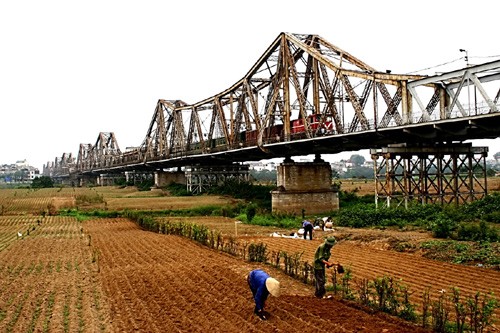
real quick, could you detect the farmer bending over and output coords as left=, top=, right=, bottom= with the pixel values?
left=302, top=220, right=314, bottom=240
left=247, top=269, right=280, bottom=320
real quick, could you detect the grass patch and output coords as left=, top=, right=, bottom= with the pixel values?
left=419, top=240, right=500, bottom=268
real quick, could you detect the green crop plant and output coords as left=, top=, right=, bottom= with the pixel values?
left=63, top=298, right=70, bottom=332
left=0, top=308, right=6, bottom=322
left=223, top=236, right=238, bottom=256
left=340, top=267, right=354, bottom=300
left=398, top=284, right=416, bottom=322
left=42, top=291, right=56, bottom=333
left=6, top=291, right=28, bottom=333
left=450, top=287, right=467, bottom=333
left=248, top=242, right=268, bottom=263
left=431, top=291, right=449, bottom=333
left=35, top=261, right=43, bottom=274
left=76, top=286, right=84, bottom=333
left=27, top=297, right=43, bottom=333
left=74, top=260, right=80, bottom=272
left=270, top=250, right=281, bottom=268
left=356, top=278, right=373, bottom=307
left=281, top=251, right=303, bottom=277
left=301, top=262, right=313, bottom=285
left=422, top=287, right=431, bottom=328
left=466, top=292, right=499, bottom=333
left=65, top=261, right=73, bottom=271
left=27, top=262, right=36, bottom=274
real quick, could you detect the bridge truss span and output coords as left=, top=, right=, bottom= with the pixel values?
left=48, top=32, right=500, bottom=176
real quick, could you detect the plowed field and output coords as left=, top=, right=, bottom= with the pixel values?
left=1, top=185, right=499, bottom=332
left=243, top=236, right=500, bottom=316
left=0, top=216, right=431, bottom=332
left=85, top=218, right=428, bottom=332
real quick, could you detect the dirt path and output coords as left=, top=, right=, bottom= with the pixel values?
left=85, top=218, right=428, bottom=332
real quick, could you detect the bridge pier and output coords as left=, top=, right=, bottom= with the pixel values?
left=124, top=171, right=154, bottom=185
left=371, top=143, right=488, bottom=208
left=97, top=174, right=123, bottom=186
left=271, top=155, right=339, bottom=215
left=77, top=175, right=99, bottom=187
left=154, top=168, right=186, bottom=188
left=185, top=164, right=249, bottom=194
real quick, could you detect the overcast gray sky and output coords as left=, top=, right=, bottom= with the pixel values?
left=1, top=0, right=499, bottom=169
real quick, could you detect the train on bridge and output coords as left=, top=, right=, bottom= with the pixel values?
left=43, top=32, right=500, bottom=208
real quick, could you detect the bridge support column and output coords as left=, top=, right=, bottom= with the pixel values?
left=77, top=175, right=98, bottom=187
left=185, top=164, right=249, bottom=194
left=154, top=168, right=186, bottom=188
left=271, top=155, right=339, bottom=215
left=98, top=174, right=123, bottom=186
left=371, top=143, right=488, bottom=208
left=124, top=171, right=154, bottom=186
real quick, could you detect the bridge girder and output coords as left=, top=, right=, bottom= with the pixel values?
left=51, top=32, right=500, bottom=175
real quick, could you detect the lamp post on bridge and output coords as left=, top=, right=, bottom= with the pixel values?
left=459, top=48, right=473, bottom=114
left=459, top=48, right=469, bottom=67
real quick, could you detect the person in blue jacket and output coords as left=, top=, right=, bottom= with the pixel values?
left=302, top=220, right=314, bottom=240
left=247, top=269, right=280, bottom=320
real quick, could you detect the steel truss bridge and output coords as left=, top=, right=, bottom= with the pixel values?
left=45, top=33, right=500, bottom=182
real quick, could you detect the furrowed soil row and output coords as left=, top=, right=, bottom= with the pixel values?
left=93, top=223, right=223, bottom=331
left=85, top=218, right=427, bottom=333
left=246, top=236, right=500, bottom=319
left=0, top=216, right=106, bottom=333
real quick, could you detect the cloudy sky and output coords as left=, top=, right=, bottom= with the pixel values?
left=1, top=0, right=499, bottom=169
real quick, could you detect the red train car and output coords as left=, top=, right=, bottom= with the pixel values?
left=291, top=114, right=333, bottom=135
left=245, top=124, right=284, bottom=145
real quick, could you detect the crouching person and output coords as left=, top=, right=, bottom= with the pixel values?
left=247, top=269, right=280, bottom=320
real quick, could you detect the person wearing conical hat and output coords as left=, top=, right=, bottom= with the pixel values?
left=314, top=237, right=337, bottom=298
left=247, top=269, right=280, bottom=320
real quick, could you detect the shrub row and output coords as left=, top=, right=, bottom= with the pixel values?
left=334, top=195, right=500, bottom=242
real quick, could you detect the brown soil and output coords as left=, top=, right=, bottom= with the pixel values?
left=84, top=218, right=429, bottom=332
left=242, top=233, right=500, bottom=323
left=2, top=216, right=499, bottom=332
left=0, top=216, right=109, bottom=332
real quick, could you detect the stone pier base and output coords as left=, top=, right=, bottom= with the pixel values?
left=154, top=169, right=186, bottom=188
left=271, top=158, right=339, bottom=215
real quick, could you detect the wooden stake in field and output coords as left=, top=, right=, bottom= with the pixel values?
left=235, top=221, right=242, bottom=237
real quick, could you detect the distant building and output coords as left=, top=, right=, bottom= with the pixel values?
left=245, top=161, right=278, bottom=171
left=0, top=161, right=40, bottom=182
left=28, top=168, right=41, bottom=180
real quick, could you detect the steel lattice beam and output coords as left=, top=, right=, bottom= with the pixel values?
left=52, top=32, right=500, bottom=174
left=371, top=144, right=488, bottom=207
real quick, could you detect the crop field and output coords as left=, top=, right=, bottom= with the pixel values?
left=339, top=177, right=500, bottom=196
left=0, top=215, right=108, bottom=332
left=0, top=186, right=499, bottom=332
left=0, top=187, right=236, bottom=214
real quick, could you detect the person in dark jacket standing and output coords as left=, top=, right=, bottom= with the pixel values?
left=314, top=237, right=337, bottom=298
left=247, top=269, right=280, bottom=320
left=302, top=220, right=314, bottom=240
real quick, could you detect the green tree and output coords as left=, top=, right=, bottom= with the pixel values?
left=350, top=154, right=366, bottom=167
left=31, top=176, right=54, bottom=188
left=494, top=151, right=500, bottom=161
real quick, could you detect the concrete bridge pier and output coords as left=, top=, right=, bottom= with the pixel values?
left=271, top=155, right=339, bottom=215
left=97, top=174, right=123, bottom=186
left=154, top=168, right=186, bottom=188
